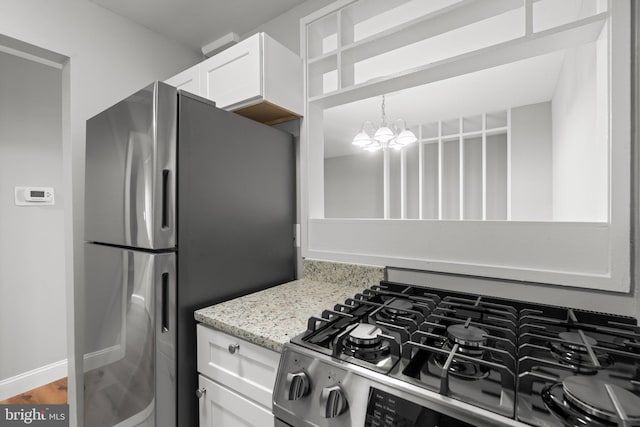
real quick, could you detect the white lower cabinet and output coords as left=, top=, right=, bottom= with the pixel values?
left=198, top=375, right=273, bottom=427
left=196, top=324, right=280, bottom=427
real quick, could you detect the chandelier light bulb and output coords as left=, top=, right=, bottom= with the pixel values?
left=352, top=131, right=372, bottom=147
left=373, top=126, right=395, bottom=143
left=389, top=140, right=403, bottom=150
left=364, top=141, right=382, bottom=152
left=395, top=129, right=417, bottom=146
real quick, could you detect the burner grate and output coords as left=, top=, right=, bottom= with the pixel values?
left=399, top=332, right=517, bottom=418
left=288, top=280, right=640, bottom=427
left=518, top=307, right=640, bottom=427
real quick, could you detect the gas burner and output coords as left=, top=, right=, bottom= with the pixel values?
left=430, top=353, right=491, bottom=381
left=542, top=376, right=640, bottom=426
left=448, top=324, right=487, bottom=346
left=384, top=298, right=414, bottom=316
left=348, top=323, right=383, bottom=346
left=549, top=331, right=613, bottom=373
left=373, top=297, right=428, bottom=328
left=422, top=325, right=492, bottom=381
left=447, top=324, right=487, bottom=357
left=340, top=323, right=391, bottom=363
left=559, top=331, right=597, bottom=350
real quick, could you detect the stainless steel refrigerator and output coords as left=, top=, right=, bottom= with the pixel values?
left=82, top=81, right=296, bottom=427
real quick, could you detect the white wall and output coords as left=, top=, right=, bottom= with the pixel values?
left=0, top=51, right=65, bottom=382
left=325, top=153, right=383, bottom=218
left=0, top=1, right=199, bottom=424
left=511, top=102, right=553, bottom=220
left=552, top=34, right=608, bottom=221
left=243, top=0, right=335, bottom=54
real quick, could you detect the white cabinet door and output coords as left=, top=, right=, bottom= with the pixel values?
left=164, top=65, right=200, bottom=95
left=164, top=32, right=302, bottom=123
left=200, top=33, right=262, bottom=110
left=198, top=375, right=273, bottom=427
left=262, top=34, right=303, bottom=116
left=196, top=324, right=279, bottom=409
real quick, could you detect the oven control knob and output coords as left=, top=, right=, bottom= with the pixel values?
left=321, top=385, right=348, bottom=418
left=286, top=371, right=310, bottom=400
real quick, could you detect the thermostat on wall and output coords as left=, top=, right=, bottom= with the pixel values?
left=14, top=187, right=55, bottom=206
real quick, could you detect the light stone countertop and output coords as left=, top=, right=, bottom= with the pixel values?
left=194, top=278, right=367, bottom=353
left=194, top=260, right=385, bottom=353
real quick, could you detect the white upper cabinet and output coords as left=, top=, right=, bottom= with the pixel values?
left=165, top=32, right=303, bottom=125
left=164, top=65, right=200, bottom=95
left=200, top=34, right=262, bottom=111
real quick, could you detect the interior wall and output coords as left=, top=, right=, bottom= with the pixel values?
left=552, top=36, right=608, bottom=221
left=511, top=101, right=553, bottom=220
left=325, top=153, right=383, bottom=218
left=0, top=51, right=64, bottom=381
left=243, top=0, right=335, bottom=54
left=389, top=150, right=402, bottom=219
left=0, top=0, right=199, bottom=424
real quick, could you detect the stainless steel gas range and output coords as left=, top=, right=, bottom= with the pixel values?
left=272, top=280, right=640, bottom=427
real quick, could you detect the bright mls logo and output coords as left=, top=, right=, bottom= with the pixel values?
left=0, top=405, right=68, bottom=426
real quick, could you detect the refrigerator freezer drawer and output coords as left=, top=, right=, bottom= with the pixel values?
left=83, top=243, right=176, bottom=427
left=85, top=82, right=177, bottom=250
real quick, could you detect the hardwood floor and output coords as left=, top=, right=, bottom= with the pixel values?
left=0, top=377, right=67, bottom=405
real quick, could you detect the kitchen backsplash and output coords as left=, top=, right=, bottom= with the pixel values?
left=302, top=259, right=384, bottom=288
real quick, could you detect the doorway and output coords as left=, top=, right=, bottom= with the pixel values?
left=0, top=37, right=70, bottom=405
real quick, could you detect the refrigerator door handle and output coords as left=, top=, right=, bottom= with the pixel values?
left=161, top=272, right=169, bottom=333
left=162, top=169, right=170, bottom=230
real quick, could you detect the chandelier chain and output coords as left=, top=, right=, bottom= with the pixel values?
left=381, top=95, right=387, bottom=125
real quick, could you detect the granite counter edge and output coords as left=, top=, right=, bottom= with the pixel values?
left=194, top=312, right=285, bottom=353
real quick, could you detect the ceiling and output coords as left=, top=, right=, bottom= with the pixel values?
left=87, top=0, right=306, bottom=53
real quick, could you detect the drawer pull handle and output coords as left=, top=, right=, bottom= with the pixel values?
left=195, top=387, right=206, bottom=399
left=228, top=343, right=240, bottom=354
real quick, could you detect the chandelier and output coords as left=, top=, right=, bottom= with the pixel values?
left=352, top=95, right=417, bottom=152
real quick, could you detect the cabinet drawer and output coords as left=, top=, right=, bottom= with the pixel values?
left=198, top=375, right=273, bottom=427
left=197, top=324, right=280, bottom=409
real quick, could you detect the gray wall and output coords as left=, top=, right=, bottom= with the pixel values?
left=325, top=153, right=383, bottom=218
left=552, top=40, right=607, bottom=221
left=0, top=51, right=64, bottom=380
left=511, top=101, right=553, bottom=220
left=243, top=0, right=336, bottom=54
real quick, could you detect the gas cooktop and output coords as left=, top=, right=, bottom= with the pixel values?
left=273, top=281, right=640, bottom=427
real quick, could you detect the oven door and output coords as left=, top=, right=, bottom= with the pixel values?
left=274, top=418, right=293, bottom=427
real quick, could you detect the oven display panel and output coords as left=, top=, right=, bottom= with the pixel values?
left=365, top=388, right=474, bottom=427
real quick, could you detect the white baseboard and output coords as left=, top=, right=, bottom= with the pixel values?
left=113, top=400, right=154, bottom=427
left=83, top=344, right=124, bottom=372
left=0, top=359, right=68, bottom=401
